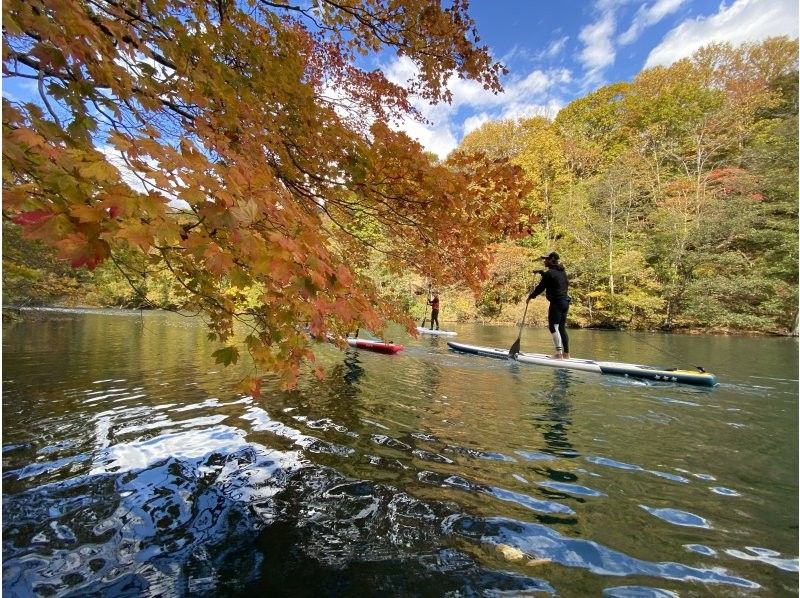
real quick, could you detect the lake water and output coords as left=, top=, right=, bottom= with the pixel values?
left=3, top=309, right=798, bottom=596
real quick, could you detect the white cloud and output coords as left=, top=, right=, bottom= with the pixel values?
left=645, top=0, right=799, bottom=68
left=463, top=112, right=492, bottom=135
left=400, top=117, right=460, bottom=158
left=547, top=36, right=569, bottom=58
left=98, top=145, right=150, bottom=194
left=619, top=0, right=687, bottom=45
left=383, top=56, right=571, bottom=157
left=498, top=100, right=562, bottom=122
left=578, top=11, right=617, bottom=78
left=98, top=144, right=187, bottom=208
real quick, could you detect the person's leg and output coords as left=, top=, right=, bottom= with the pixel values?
left=431, top=309, right=439, bottom=329
left=547, top=302, right=564, bottom=358
left=559, top=301, right=569, bottom=358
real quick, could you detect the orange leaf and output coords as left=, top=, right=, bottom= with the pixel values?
left=204, top=243, right=234, bottom=276
left=116, top=223, right=153, bottom=251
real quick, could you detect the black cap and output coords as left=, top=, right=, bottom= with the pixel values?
left=540, top=251, right=559, bottom=260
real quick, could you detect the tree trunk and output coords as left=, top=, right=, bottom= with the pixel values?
left=608, top=191, right=615, bottom=317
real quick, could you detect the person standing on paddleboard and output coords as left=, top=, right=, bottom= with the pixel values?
left=428, top=292, right=440, bottom=330
left=527, top=251, right=571, bottom=359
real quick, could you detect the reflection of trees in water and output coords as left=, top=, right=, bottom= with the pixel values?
left=342, top=352, right=365, bottom=386
left=420, top=353, right=442, bottom=398
left=294, top=350, right=369, bottom=431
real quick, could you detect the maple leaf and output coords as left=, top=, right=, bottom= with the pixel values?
left=55, top=234, right=110, bottom=270
left=116, top=224, right=153, bottom=252
left=204, top=243, right=234, bottom=276
left=230, top=199, right=261, bottom=225
left=78, top=161, right=119, bottom=182
left=68, top=204, right=103, bottom=223
left=11, top=127, right=46, bottom=148
left=212, top=346, right=239, bottom=366
left=11, top=210, right=52, bottom=226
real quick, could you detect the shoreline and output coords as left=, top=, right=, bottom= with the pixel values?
left=4, top=304, right=796, bottom=338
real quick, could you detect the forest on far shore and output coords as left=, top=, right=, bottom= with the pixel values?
left=4, top=37, right=798, bottom=337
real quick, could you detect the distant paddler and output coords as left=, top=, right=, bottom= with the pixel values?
left=427, top=291, right=440, bottom=330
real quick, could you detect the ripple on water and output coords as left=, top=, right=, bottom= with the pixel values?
left=416, top=471, right=575, bottom=515
left=603, top=586, right=680, bottom=597
left=647, top=470, right=689, bottom=483
left=684, top=544, right=717, bottom=556
left=724, top=547, right=800, bottom=573
left=536, top=480, right=605, bottom=497
left=515, top=450, right=557, bottom=461
left=586, top=456, right=642, bottom=471
left=709, top=486, right=741, bottom=497
left=639, top=505, right=711, bottom=529
left=447, top=516, right=759, bottom=589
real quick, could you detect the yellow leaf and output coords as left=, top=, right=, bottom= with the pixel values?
left=69, top=204, right=103, bottom=223
left=78, top=161, right=118, bottom=182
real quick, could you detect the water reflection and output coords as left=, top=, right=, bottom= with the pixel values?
left=342, top=353, right=365, bottom=387
left=3, top=311, right=798, bottom=596
left=541, top=369, right=575, bottom=460
left=522, top=369, right=580, bottom=493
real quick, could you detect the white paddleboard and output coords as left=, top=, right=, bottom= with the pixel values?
left=447, top=341, right=716, bottom=386
left=417, top=327, right=457, bottom=336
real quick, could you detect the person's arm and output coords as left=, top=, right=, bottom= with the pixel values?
left=527, top=272, right=547, bottom=302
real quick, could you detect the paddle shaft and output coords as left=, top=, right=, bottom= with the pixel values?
left=420, top=283, right=431, bottom=327
left=509, top=300, right=530, bottom=357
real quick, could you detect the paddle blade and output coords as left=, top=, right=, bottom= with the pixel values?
left=509, top=302, right=529, bottom=358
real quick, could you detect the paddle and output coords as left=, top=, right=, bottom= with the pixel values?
left=510, top=271, right=543, bottom=357
left=420, top=283, right=431, bottom=328
left=508, top=300, right=530, bottom=358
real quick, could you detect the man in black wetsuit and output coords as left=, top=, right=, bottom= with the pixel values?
left=527, top=251, right=571, bottom=359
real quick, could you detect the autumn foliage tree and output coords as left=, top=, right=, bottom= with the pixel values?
left=456, top=37, right=797, bottom=334
left=2, top=0, right=528, bottom=388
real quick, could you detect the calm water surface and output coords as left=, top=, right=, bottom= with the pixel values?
left=3, top=309, right=798, bottom=596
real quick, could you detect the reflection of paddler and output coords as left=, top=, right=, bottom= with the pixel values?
left=529, top=369, right=577, bottom=485
left=542, top=369, right=574, bottom=461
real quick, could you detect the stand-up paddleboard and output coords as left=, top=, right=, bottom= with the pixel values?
left=416, top=327, right=457, bottom=337
left=324, top=334, right=403, bottom=354
left=447, top=341, right=716, bottom=387
left=345, top=337, right=404, bottom=354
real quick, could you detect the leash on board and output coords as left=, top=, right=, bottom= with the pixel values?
left=617, top=326, right=707, bottom=373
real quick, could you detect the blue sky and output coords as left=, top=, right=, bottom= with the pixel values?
left=381, top=0, right=799, bottom=158
left=3, top=0, right=797, bottom=164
